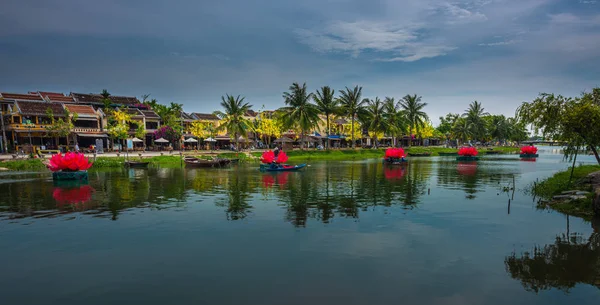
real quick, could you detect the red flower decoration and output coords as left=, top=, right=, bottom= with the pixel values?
left=260, top=150, right=275, bottom=164
left=520, top=146, right=538, bottom=155
left=384, top=148, right=405, bottom=159
left=276, top=151, right=288, bottom=164
left=384, top=167, right=405, bottom=180
left=52, top=185, right=94, bottom=206
left=458, top=147, right=478, bottom=156
left=47, top=152, right=93, bottom=172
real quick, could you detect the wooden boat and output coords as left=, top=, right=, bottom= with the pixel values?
left=229, top=158, right=240, bottom=164
left=407, top=152, right=431, bottom=157
left=185, top=158, right=231, bottom=168
left=260, top=163, right=307, bottom=172
left=125, top=161, right=150, bottom=168
left=438, top=152, right=458, bottom=156
left=485, top=150, right=501, bottom=155
left=519, top=154, right=539, bottom=158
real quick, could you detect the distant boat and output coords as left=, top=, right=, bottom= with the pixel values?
left=407, top=152, right=431, bottom=157
left=125, top=161, right=150, bottom=168
left=185, top=158, right=231, bottom=168
left=438, top=152, right=458, bottom=156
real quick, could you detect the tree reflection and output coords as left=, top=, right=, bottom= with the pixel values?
left=216, top=171, right=253, bottom=220
left=504, top=230, right=600, bottom=293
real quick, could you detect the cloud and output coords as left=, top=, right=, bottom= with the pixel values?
left=478, top=39, right=521, bottom=46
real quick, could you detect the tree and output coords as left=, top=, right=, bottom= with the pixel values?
left=255, top=116, right=284, bottom=147
left=45, top=108, right=78, bottom=148
left=214, top=95, right=253, bottom=150
left=518, top=89, right=600, bottom=164
left=313, top=86, right=339, bottom=150
left=400, top=94, right=429, bottom=146
left=383, top=97, right=407, bottom=147
left=107, top=109, right=131, bottom=150
left=153, top=126, right=182, bottom=144
left=280, top=82, right=320, bottom=149
left=100, top=89, right=113, bottom=113
left=463, top=101, right=489, bottom=142
left=190, top=121, right=216, bottom=139
left=364, top=97, right=387, bottom=148
left=133, top=121, right=146, bottom=140
left=451, top=117, right=472, bottom=145
left=338, top=86, right=367, bottom=148
left=436, top=113, right=460, bottom=135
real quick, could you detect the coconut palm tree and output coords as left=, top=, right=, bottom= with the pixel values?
left=400, top=94, right=429, bottom=146
left=364, top=97, right=388, bottom=148
left=280, top=82, right=320, bottom=149
left=451, top=117, right=472, bottom=145
left=339, top=86, right=367, bottom=148
left=383, top=97, right=408, bottom=147
left=313, top=86, right=339, bottom=150
left=214, top=95, right=253, bottom=150
left=463, top=101, right=489, bottom=142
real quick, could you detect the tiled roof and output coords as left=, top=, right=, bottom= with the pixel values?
left=0, top=92, right=44, bottom=101
left=245, top=110, right=258, bottom=117
left=46, top=95, right=76, bottom=103
left=70, top=93, right=140, bottom=105
left=16, top=101, right=65, bottom=116
left=141, top=110, right=160, bottom=119
left=192, top=112, right=219, bottom=120
left=65, top=105, right=97, bottom=117
left=30, top=91, right=65, bottom=98
left=122, top=108, right=144, bottom=116
left=180, top=111, right=195, bottom=121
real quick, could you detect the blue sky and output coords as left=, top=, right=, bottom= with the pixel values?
left=1, top=0, right=599, bottom=124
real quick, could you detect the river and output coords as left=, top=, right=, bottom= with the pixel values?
left=1, top=146, right=599, bottom=304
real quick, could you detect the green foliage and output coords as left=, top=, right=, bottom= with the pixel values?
left=1, top=159, right=46, bottom=171
left=313, top=86, right=339, bottom=149
left=279, top=82, right=321, bottom=148
left=132, top=120, right=146, bottom=139
left=436, top=113, right=459, bottom=135
left=518, top=88, right=600, bottom=164
left=338, top=86, right=367, bottom=148
left=214, top=95, right=253, bottom=148
left=463, top=101, right=489, bottom=141
left=364, top=97, right=388, bottom=146
left=45, top=108, right=78, bottom=145
left=400, top=94, right=428, bottom=144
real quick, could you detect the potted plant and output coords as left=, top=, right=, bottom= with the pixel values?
left=47, top=152, right=93, bottom=181
left=457, top=147, right=479, bottom=161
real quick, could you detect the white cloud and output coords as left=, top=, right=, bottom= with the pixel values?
left=439, top=2, right=488, bottom=24
left=478, top=39, right=521, bottom=46
left=548, top=13, right=600, bottom=26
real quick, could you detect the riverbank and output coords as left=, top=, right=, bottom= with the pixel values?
left=533, top=165, right=600, bottom=219
left=0, top=146, right=520, bottom=170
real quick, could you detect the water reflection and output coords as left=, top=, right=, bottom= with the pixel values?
left=504, top=229, right=600, bottom=293
left=0, top=160, right=519, bottom=224
left=53, top=185, right=95, bottom=207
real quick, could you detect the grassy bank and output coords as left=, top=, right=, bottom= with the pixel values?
left=0, top=158, right=47, bottom=171
left=281, top=146, right=519, bottom=161
left=533, top=165, right=600, bottom=219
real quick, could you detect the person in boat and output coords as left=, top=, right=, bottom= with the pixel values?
left=271, top=147, right=280, bottom=169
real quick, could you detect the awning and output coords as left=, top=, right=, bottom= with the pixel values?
left=74, top=117, right=98, bottom=121
left=77, top=133, right=109, bottom=138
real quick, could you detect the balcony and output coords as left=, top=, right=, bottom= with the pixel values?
left=7, top=123, right=52, bottom=131
left=73, top=127, right=101, bottom=133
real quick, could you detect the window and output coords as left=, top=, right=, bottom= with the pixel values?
left=13, top=116, right=21, bottom=124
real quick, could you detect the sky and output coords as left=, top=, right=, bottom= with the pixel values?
left=1, top=0, right=599, bottom=125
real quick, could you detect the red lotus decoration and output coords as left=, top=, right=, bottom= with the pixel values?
left=384, top=167, right=406, bottom=180
left=47, top=152, right=93, bottom=172
left=458, top=147, right=478, bottom=157
left=260, top=150, right=275, bottom=164
left=52, top=185, right=94, bottom=206
left=384, top=148, right=405, bottom=159
left=457, top=162, right=477, bottom=176
left=520, top=146, right=538, bottom=155
left=276, top=151, right=288, bottom=164
left=261, top=150, right=288, bottom=164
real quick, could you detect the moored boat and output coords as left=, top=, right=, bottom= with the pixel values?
left=438, top=152, right=458, bottom=156
left=185, top=158, right=230, bottom=168
left=407, top=152, right=431, bottom=157
left=125, top=161, right=150, bottom=168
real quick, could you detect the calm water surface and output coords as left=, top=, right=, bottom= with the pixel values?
left=1, top=147, right=599, bottom=305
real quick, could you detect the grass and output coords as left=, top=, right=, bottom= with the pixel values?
left=0, top=158, right=47, bottom=171
left=533, top=165, right=600, bottom=219
left=280, top=146, right=519, bottom=161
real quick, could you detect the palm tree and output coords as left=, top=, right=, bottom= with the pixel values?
left=364, top=97, right=387, bottom=148
left=313, top=86, right=339, bottom=150
left=214, top=95, right=253, bottom=150
left=383, top=97, right=407, bottom=147
left=280, top=83, right=320, bottom=149
left=338, top=86, right=367, bottom=148
left=463, top=101, right=489, bottom=142
left=400, top=94, right=429, bottom=146
left=452, top=117, right=472, bottom=145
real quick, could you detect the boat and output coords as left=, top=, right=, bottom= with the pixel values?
left=259, top=163, right=307, bottom=172
left=407, top=152, right=431, bottom=157
left=229, top=158, right=240, bottom=164
left=485, top=150, right=501, bottom=155
left=519, top=154, right=539, bottom=158
left=438, top=152, right=458, bottom=156
left=125, top=161, right=150, bottom=168
left=185, top=158, right=231, bottom=168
